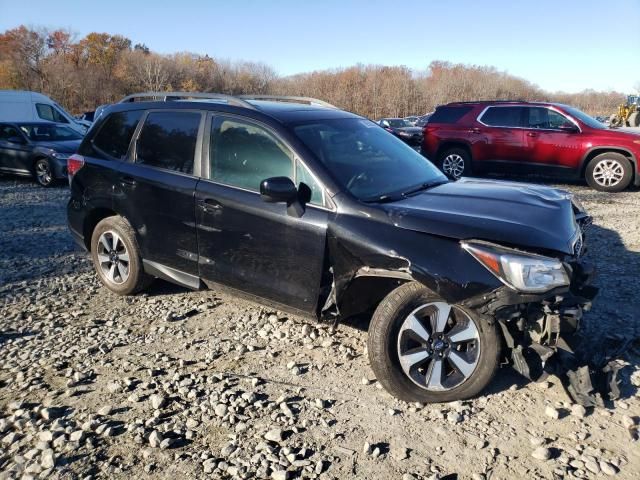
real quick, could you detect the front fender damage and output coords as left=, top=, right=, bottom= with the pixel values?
left=464, top=262, right=625, bottom=407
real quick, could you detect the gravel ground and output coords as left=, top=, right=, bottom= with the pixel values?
left=1, top=175, right=639, bottom=480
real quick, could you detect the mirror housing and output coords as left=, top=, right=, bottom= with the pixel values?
left=7, top=136, right=26, bottom=145
left=260, top=176, right=298, bottom=204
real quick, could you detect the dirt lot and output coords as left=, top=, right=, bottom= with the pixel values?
left=1, top=176, right=639, bottom=480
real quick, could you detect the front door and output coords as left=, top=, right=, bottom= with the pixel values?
left=522, top=107, right=583, bottom=170
left=113, top=110, right=204, bottom=278
left=195, top=114, right=328, bottom=314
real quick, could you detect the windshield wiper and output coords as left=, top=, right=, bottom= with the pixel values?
left=400, top=180, right=448, bottom=197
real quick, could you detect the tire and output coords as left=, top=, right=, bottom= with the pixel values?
left=90, top=216, right=153, bottom=295
left=367, top=282, right=500, bottom=403
left=438, top=147, right=471, bottom=180
left=585, top=152, right=632, bottom=192
left=34, top=158, right=55, bottom=187
left=628, top=112, right=640, bottom=128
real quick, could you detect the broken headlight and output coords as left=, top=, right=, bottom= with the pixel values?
left=461, top=241, right=570, bottom=293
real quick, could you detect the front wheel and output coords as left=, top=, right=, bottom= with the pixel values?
left=34, top=158, right=55, bottom=187
left=367, top=282, right=500, bottom=403
left=585, top=152, right=632, bottom=192
left=439, top=148, right=471, bottom=180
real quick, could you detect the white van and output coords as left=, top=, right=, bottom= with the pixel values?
left=0, top=90, right=90, bottom=135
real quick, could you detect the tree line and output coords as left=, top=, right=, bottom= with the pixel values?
left=0, top=26, right=631, bottom=118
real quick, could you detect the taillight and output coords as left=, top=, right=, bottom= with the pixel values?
left=67, top=154, right=85, bottom=178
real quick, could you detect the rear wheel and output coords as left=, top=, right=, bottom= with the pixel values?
left=90, top=216, right=153, bottom=295
left=439, top=148, right=471, bottom=180
left=628, top=112, right=640, bottom=128
left=34, top=158, right=54, bottom=187
left=585, top=152, right=632, bottom=192
left=367, top=282, right=500, bottom=403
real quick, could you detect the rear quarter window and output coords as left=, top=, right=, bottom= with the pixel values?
left=83, top=110, right=144, bottom=160
left=428, top=106, right=473, bottom=124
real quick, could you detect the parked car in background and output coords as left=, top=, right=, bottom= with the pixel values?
left=422, top=100, right=640, bottom=192
left=404, top=116, right=419, bottom=125
left=76, top=111, right=95, bottom=123
left=67, top=92, right=595, bottom=403
left=0, top=122, right=82, bottom=186
left=0, top=90, right=90, bottom=135
left=415, top=113, right=433, bottom=127
left=378, top=117, right=423, bottom=146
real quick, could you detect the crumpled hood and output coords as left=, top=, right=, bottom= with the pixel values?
left=383, top=178, right=579, bottom=254
left=34, top=139, right=81, bottom=153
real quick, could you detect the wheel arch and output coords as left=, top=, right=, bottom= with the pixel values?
left=336, top=272, right=412, bottom=326
left=82, top=207, right=118, bottom=250
left=580, top=147, right=638, bottom=185
left=436, top=141, right=473, bottom=162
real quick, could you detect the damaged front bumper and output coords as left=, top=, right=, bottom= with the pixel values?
left=464, top=259, right=606, bottom=405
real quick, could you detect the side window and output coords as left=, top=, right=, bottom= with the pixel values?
left=0, top=125, right=21, bottom=141
left=36, top=104, right=68, bottom=123
left=548, top=110, right=572, bottom=129
left=91, top=110, right=144, bottom=160
left=36, top=104, right=54, bottom=121
left=296, top=159, right=324, bottom=206
left=527, top=107, right=548, bottom=129
left=480, top=107, right=523, bottom=127
left=210, top=117, right=293, bottom=191
left=526, top=107, right=574, bottom=129
left=429, top=106, right=473, bottom=124
left=135, top=111, right=201, bottom=174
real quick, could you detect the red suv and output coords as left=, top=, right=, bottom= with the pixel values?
left=421, top=101, right=640, bottom=192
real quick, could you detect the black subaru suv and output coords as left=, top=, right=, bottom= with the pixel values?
left=67, top=92, right=596, bottom=403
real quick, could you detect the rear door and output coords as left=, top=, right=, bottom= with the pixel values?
left=521, top=106, right=583, bottom=170
left=114, top=110, right=203, bottom=280
left=195, top=114, right=328, bottom=313
left=475, top=106, right=526, bottom=164
left=0, top=124, right=31, bottom=174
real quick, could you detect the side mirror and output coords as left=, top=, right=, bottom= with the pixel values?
left=7, top=136, right=26, bottom=145
left=260, top=176, right=298, bottom=204
left=558, top=124, right=579, bottom=133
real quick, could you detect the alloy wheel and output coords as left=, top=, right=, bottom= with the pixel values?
left=442, top=154, right=465, bottom=179
left=35, top=160, right=52, bottom=186
left=397, top=302, right=480, bottom=391
left=96, top=231, right=130, bottom=285
left=592, top=159, right=624, bottom=187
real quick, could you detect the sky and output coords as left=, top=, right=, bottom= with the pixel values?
left=1, top=0, right=639, bottom=93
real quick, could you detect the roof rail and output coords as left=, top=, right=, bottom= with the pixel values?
left=239, top=95, right=338, bottom=109
left=446, top=100, right=529, bottom=105
left=118, top=92, right=256, bottom=110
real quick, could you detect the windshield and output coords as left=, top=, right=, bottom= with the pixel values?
left=561, top=106, right=606, bottom=129
left=386, top=119, right=412, bottom=128
left=19, top=124, right=82, bottom=141
left=293, top=118, right=447, bottom=201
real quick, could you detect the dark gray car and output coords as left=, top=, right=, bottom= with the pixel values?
left=0, top=122, right=82, bottom=186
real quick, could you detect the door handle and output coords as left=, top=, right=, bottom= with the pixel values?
left=120, top=176, right=137, bottom=186
left=469, top=128, right=481, bottom=134
left=199, top=198, right=222, bottom=212
left=527, top=132, right=537, bottom=137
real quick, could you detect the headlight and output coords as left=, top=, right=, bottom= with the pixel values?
left=51, top=152, right=70, bottom=159
left=461, top=241, right=569, bottom=293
